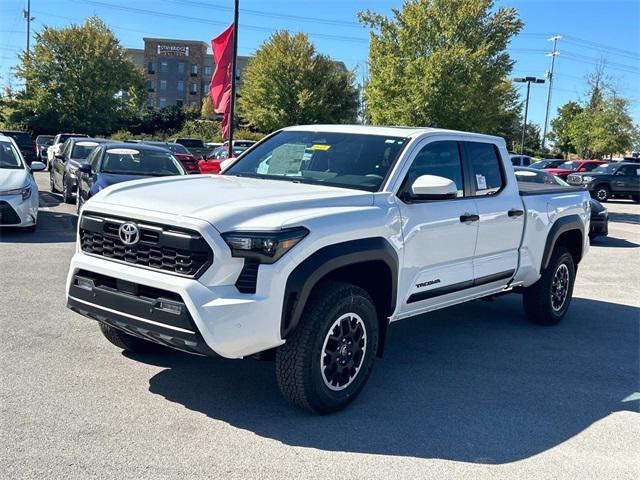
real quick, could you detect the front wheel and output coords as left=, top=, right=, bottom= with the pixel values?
left=275, top=281, right=379, bottom=414
left=523, top=247, right=576, bottom=326
left=98, top=323, right=158, bottom=353
left=593, top=185, right=610, bottom=202
left=62, top=176, right=74, bottom=204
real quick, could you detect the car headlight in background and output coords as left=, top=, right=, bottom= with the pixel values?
left=582, top=176, right=594, bottom=183
left=222, top=227, right=309, bottom=264
left=0, top=185, right=32, bottom=200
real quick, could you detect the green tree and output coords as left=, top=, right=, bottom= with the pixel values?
left=590, top=95, right=636, bottom=158
left=548, top=101, right=583, bottom=157
left=358, top=0, right=523, bottom=136
left=201, top=96, right=216, bottom=120
left=238, top=31, right=359, bottom=132
left=11, top=16, right=146, bottom=134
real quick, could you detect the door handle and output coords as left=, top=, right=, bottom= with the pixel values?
left=508, top=209, right=524, bottom=217
left=459, top=213, right=480, bottom=223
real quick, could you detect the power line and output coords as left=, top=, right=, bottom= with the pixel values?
left=562, top=34, right=639, bottom=59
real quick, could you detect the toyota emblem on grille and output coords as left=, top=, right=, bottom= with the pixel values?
left=119, top=222, right=140, bottom=245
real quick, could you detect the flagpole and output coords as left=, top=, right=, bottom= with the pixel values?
left=228, top=0, right=239, bottom=152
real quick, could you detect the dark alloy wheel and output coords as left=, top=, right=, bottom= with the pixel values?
left=275, top=281, right=379, bottom=414
left=523, top=246, right=576, bottom=326
left=594, top=185, right=610, bottom=202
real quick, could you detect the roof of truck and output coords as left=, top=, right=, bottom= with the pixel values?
left=284, top=124, right=504, bottom=143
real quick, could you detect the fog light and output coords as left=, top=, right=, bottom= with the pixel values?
left=158, top=301, right=182, bottom=315
left=76, top=277, right=93, bottom=291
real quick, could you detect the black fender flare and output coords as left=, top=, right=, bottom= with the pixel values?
left=540, top=214, right=584, bottom=271
left=280, top=237, right=399, bottom=341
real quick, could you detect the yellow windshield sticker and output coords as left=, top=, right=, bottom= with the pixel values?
left=310, top=144, right=331, bottom=151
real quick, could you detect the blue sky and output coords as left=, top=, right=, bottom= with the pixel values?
left=1, top=0, right=638, bottom=129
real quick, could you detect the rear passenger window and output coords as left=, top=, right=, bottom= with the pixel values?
left=404, top=141, right=464, bottom=198
left=466, top=142, right=504, bottom=196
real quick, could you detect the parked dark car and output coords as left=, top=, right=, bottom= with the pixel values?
left=35, top=135, right=55, bottom=164
left=50, top=138, right=109, bottom=203
left=0, top=130, right=36, bottom=165
left=141, top=141, right=200, bottom=173
left=529, top=159, right=565, bottom=170
left=566, top=162, right=640, bottom=202
left=514, top=167, right=608, bottom=240
left=168, top=137, right=212, bottom=160
left=76, top=143, right=186, bottom=213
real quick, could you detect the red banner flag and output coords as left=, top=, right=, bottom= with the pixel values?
left=210, top=24, right=235, bottom=139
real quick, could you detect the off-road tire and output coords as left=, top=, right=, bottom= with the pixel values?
left=275, top=281, right=379, bottom=414
left=523, top=246, right=575, bottom=326
left=98, top=322, right=158, bottom=353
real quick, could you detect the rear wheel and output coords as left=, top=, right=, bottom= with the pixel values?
left=523, top=247, right=575, bottom=326
left=275, top=281, right=379, bottom=414
left=98, top=323, right=158, bottom=353
left=593, top=185, right=610, bottom=202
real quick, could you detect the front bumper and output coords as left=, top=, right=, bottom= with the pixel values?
left=66, top=251, right=287, bottom=359
left=0, top=195, right=37, bottom=227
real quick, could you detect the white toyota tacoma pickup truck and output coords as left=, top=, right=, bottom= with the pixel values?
left=66, top=125, right=590, bottom=413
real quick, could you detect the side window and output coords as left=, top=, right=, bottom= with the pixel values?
left=523, top=156, right=531, bottom=166
left=619, top=165, right=638, bottom=176
left=90, top=148, right=102, bottom=171
left=403, top=141, right=464, bottom=198
left=465, top=142, right=504, bottom=196
left=511, top=156, right=520, bottom=166
left=583, top=163, right=599, bottom=171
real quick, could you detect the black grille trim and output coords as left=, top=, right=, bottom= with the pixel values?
left=235, top=259, right=259, bottom=294
left=79, top=211, right=213, bottom=278
left=0, top=201, right=21, bottom=225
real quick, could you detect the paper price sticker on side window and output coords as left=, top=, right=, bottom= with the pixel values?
left=475, top=174, right=487, bottom=190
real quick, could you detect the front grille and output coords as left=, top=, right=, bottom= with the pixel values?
left=0, top=201, right=21, bottom=225
left=79, top=212, right=213, bottom=278
left=566, top=175, right=582, bottom=185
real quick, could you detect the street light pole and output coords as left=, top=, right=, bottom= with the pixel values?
left=541, top=35, right=561, bottom=155
left=514, top=76, right=545, bottom=156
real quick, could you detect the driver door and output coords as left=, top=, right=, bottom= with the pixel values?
left=395, top=138, right=479, bottom=316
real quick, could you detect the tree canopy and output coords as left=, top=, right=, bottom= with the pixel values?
left=237, top=31, right=359, bottom=132
left=11, top=16, right=145, bottom=134
left=359, top=0, right=523, bottom=139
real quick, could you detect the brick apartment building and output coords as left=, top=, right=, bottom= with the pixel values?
left=127, top=38, right=249, bottom=111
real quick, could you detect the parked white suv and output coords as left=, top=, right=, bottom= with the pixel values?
left=66, top=125, right=590, bottom=413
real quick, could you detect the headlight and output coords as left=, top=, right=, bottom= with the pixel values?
left=582, top=176, right=594, bottom=183
left=0, top=185, right=32, bottom=200
left=222, top=227, right=309, bottom=264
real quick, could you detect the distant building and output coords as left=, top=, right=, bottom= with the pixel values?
left=127, top=38, right=249, bottom=111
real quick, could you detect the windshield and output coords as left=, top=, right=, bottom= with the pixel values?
left=71, top=141, right=100, bottom=159
left=593, top=164, right=615, bottom=173
left=59, top=134, right=87, bottom=143
left=3, top=132, right=31, bottom=145
left=529, top=162, right=546, bottom=169
left=559, top=160, right=580, bottom=170
left=101, top=148, right=185, bottom=176
left=225, top=131, right=408, bottom=191
left=167, top=143, right=189, bottom=154
left=0, top=141, right=25, bottom=169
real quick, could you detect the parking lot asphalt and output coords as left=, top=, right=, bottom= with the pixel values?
left=1, top=172, right=639, bottom=479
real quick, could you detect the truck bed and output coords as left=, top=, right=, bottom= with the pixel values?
left=519, top=183, right=585, bottom=196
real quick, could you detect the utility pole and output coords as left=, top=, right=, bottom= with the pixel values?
left=228, top=0, right=239, bottom=152
left=514, top=76, right=545, bottom=155
left=541, top=35, right=561, bottom=155
left=24, top=0, right=34, bottom=55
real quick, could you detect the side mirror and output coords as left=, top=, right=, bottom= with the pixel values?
left=407, top=175, right=458, bottom=201
left=30, top=161, right=46, bottom=172
left=78, top=164, right=92, bottom=175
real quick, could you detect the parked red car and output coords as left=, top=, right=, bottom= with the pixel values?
left=544, top=159, right=606, bottom=179
left=198, top=146, right=246, bottom=174
left=141, top=141, right=200, bottom=173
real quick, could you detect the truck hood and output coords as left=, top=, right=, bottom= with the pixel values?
left=0, top=168, right=29, bottom=191
left=92, top=174, right=374, bottom=231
